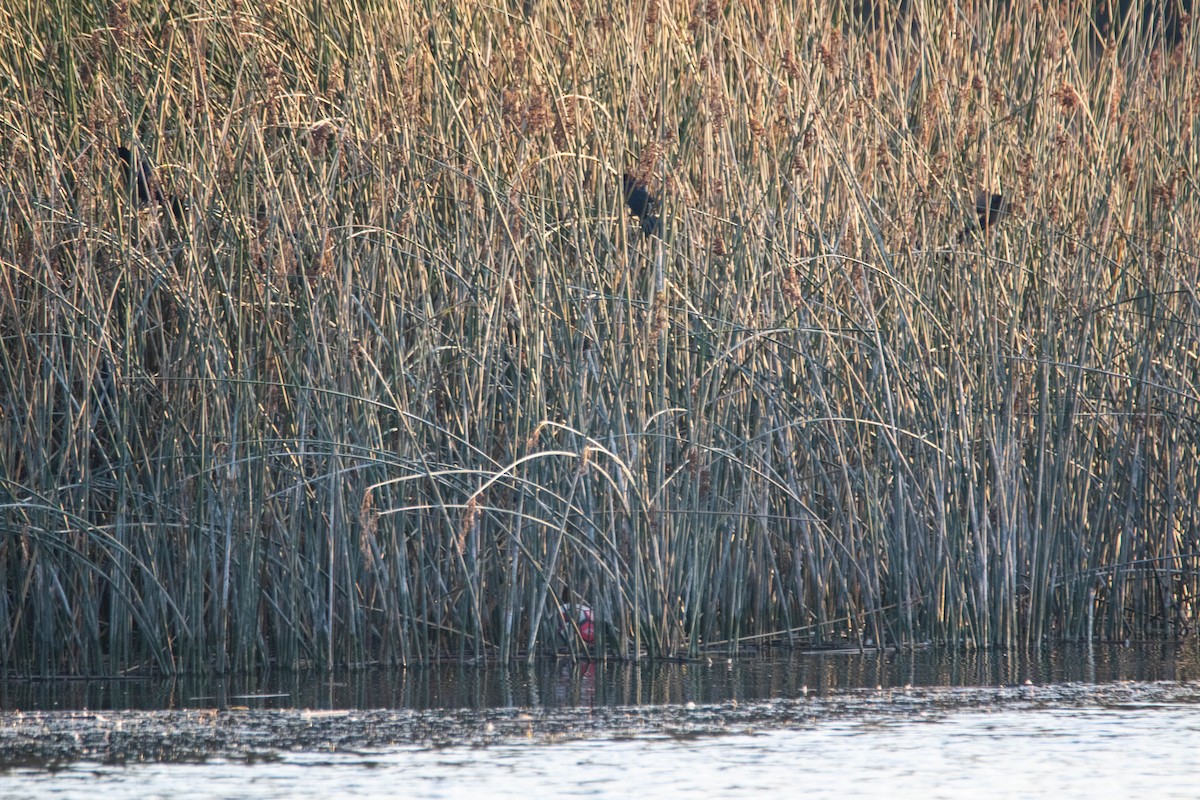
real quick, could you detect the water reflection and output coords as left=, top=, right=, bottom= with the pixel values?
left=3, top=642, right=1197, bottom=712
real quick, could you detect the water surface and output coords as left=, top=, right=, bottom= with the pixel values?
left=3, top=644, right=1199, bottom=798
left=4, top=642, right=1197, bottom=711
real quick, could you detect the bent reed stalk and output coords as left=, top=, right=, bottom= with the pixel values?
left=1, top=0, right=1198, bottom=674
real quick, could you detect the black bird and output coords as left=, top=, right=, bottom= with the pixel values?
left=623, top=172, right=660, bottom=237
left=957, top=190, right=1008, bottom=244
left=115, top=144, right=187, bottom=227
left=116, top=145, right=157, bottom=206
left=975, top=191, right=1008, bottom=232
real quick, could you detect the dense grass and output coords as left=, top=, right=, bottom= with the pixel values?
left=1, top=0, right=1198, bottom=674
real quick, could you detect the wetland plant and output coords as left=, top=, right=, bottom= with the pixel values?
left=1, top=0, right=1197, bottom=674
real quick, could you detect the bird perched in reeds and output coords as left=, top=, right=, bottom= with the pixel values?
left=975, top=191, right=1009, bottom=233
left=623, top=172, right=660, bottom=237
left=957, top=190, right=1008, bottom=243
left=116, top=145, right=156, bottom=206
left=115, top=144, right=187, bottom=227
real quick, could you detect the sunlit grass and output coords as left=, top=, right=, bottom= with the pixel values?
left=1, top=0, right=1197, bottom=673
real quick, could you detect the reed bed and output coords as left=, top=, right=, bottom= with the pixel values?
left=1, top=0, right=1198, bottom=674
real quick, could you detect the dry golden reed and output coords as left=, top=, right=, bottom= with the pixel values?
left=0, top=0, right=1197, bottom=674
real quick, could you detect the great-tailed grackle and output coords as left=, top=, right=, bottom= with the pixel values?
left=957, top=190, right=1008, bottom=244
left=116, top=144, right=187, bottom=227
left=975, top=191, right=1008, bottom=232
left=116, top=145, right=156, bottom=206
left=623, top=172, right=660, bottom=237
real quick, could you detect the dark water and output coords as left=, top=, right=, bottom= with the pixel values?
left=3, top=644, right=1199, bottom=798
left=3, top=642, right=1198, bottom=711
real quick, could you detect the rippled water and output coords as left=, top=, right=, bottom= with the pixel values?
left=3, top=644, right=1199, bottom=798
left=5, top=702, right=1200, bottom=799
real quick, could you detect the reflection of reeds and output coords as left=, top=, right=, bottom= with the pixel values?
left=2, top=1, right=1197, bottom=674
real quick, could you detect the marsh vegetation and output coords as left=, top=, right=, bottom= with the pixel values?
left=1, top=0, right=1198, bottom=674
